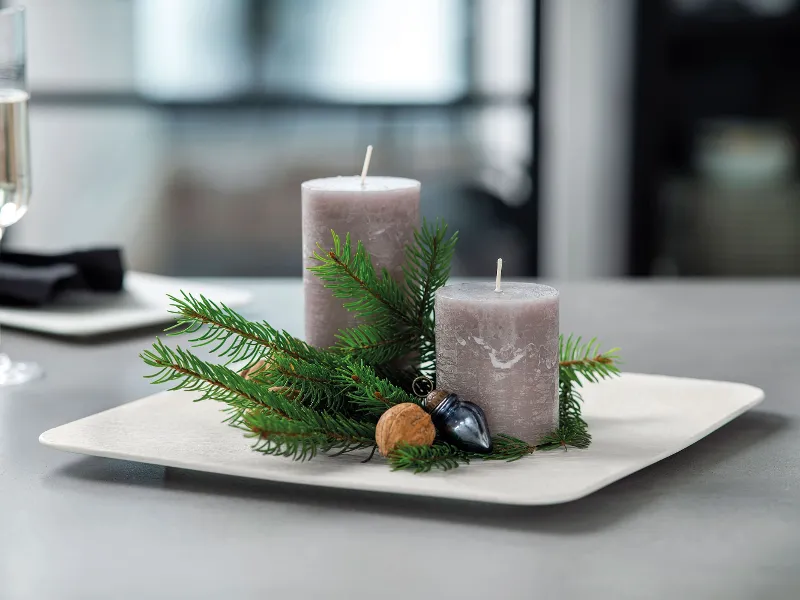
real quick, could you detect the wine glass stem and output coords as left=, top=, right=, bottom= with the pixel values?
left=0, top=228, right=3, bottom=356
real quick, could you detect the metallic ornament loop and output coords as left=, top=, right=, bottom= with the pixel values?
left=411, top=375, right=434, bottom=398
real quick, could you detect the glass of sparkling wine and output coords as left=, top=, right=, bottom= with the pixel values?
left=0, top=6, right=41, bottom=384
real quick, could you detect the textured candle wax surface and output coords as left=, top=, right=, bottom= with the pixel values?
left=302, top=176, right=420, bottom=348
left=435, top=282, right=560, bottom=443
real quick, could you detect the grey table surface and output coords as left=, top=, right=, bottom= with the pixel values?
left=1, top=279, right=798, bottom=600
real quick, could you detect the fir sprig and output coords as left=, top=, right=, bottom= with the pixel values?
left=559, top=334, right=621, bottom=386
left=310, top=220, right=457, bottom=377
left=244, top=408, right=375, bottom=461
left=386, top=435, right=540, bottom=473
left=402, top=220, right=458, bottom=367
left=141, top=339, right=375, bottom=459
left=166, top=291, right=337, bottom=370
left=141, top=221, right=622, bottom=473
left=388, top=442, right=468, bottom=473
left=142, top=296, right=621, bottom=472
left=338, top=359, right=421, bottom=418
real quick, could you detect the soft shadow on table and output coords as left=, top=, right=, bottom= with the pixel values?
left=48, top=410, right=788, bottom=535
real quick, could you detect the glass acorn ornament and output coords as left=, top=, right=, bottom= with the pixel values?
left=424, top=389, right=493, bottom=453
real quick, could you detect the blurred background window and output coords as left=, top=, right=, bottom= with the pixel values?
left=4, top=0, right=798, bottom=279
left=631, top=0, right=800, bottom=276
left=4, top=0, right=539, bottom=279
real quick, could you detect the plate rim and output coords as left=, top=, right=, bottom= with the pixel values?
left=0, top=271, right=253, bottom=336
left=39, top=373, right=766, bottom=505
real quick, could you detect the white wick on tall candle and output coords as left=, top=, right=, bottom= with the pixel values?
left=360, top=145, right=374, bottom=187
left=495, top=258, right=503, bottom=292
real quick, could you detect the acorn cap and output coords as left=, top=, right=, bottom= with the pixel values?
left=424, top=389, right=451, bottom=413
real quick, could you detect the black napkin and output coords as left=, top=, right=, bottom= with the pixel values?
left=0, top=248, right=125, bottom=306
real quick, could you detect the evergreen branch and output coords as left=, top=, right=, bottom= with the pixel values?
left=387, top=435, right=539, bottom=473
left=538, top=380, right=591, bottom=450
left=141, top=210, right=623, bottom=474
left=166, top=291, right=336, bottom=372
left=141, top=339, right=289, bottom=420
left=254, top=352, right=346, bottom=413
left=403, top=219, right=458, bottom=331
left=244, top=408, right=375, bottom=461
left=480, top=434, right=538, bottom=461
left=334, top=321, right=418, bottom=366
left=311, top=223, right=457, bottom=377
left=537, top=423, right=592, bottom=450
left=142, top=340, right=375, bottom=460
left=309, top=231, right=411, bottom=325
left=164, top=292, right=345, bottom=412
left=338, top=359, right=420, bottom=417
left=388, top=442, right=468, bottom=473
left=142, top=340, right=354, bottom=425
left=559, top=334, right=621, bottom=387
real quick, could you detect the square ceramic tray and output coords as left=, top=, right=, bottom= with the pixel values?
left=40, top=373, right=763, bottom=505
left=0, top=272, right=252, bottom=336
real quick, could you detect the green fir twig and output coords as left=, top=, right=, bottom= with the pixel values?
left=141, top=220, right=622, bottom=473
left=559, top=334, right=621, bottom=386
left=310, top=219, right=457, bottom=377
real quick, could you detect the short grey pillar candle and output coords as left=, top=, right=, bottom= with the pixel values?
left=435, top=281, right=560, bottom=443
left=301, top=176, right=420, bottom=348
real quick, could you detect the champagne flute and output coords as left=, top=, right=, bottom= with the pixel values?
left=0, top=6, right=41, bottom=384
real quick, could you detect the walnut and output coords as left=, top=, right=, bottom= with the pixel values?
left=268, top=386, right=300, bottom=400
left=239, top=359, right=269, bottom=380
left=375, top=403, right=436, bottom=457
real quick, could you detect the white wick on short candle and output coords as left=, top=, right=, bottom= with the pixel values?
left=360, top=145, right=373, bottom=187
left=495, top=258, right=503, bottom=292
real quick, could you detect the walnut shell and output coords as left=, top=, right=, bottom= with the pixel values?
left=239, top=359, right=269, bottom=380
left=375, top=403, right=436, bottom=457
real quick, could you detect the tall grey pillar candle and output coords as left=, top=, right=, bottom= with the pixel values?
left=435, top=282, right=560, bottom=443
left=302, top=176, right=420, bottom=348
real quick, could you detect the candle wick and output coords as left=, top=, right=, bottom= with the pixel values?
left=360, top=145, right=373, bottom=187
left=495, top=258, right=503, bottom=293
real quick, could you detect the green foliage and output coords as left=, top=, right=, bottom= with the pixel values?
left=244, top=408, right=375, bottom=461
left=334, top=324, right=418, bottom=368
left=337, top=359, right=420, bottom=418
left=143, top=338, right=268, bottom=415
left=310, top=230, right=411, bottom=324
left=166, top=291, right=336, bottom=371
left=141, top=221, right=621, bottom=473
left=165, top=291, right=344, bottom=412
left=402, top=220, right=458, bottom=367
left=482, top=434, right=538, bottom=460
left=386, top=434, right=541, bottom=473
left=536, top=388, right=591, bottom=450
left=559, top=334, right=620, bottom=386
left=309, top=219, right=457, bottom=377
left=141, top=339, right=375, bottom=460
left=388, top=442, right=469, bottom=473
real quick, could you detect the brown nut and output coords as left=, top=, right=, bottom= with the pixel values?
left=375, top=403, right=436, bottom=457
left=239, top=359, right=269, bottom=380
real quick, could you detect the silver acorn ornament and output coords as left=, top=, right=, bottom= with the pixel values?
left=423, top=389, right=493, bottom=454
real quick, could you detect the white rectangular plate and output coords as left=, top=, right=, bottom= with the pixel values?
left=39, top=373, right=764, bottom=505
left=0, top=272, right=252, bottom=336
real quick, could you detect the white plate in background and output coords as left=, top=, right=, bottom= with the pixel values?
left=39, top=373, right=764, bottom=505
left=0, top=271, right=252, bottom=336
